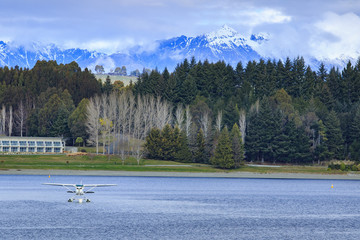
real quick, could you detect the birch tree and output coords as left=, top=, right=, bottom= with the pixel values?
left=15, top=101, right=27, bottom=137
left=108, top=92, right=118, bottom=154
left=86, top=95, right=102, bottom=154
left=8, top=106, right=13, bottom=136
left=185, top=105, right=192, bottom=138
left=215, top=110, right=223, bottom=132
left=1, top=105, right=5, bottom=135
left=127, top=91, right=135, bottom=136
left=200, top=109, right=211, bottom=139
left=238, top=109, right=246, bottom=144
left=155, top=97, right=172, bottom=130
left=133, top=95, right=143, bottom=139
left=175, top=105, right=184, bottom=130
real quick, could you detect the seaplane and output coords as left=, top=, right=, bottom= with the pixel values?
left=43, top=182, right=117, bottom=203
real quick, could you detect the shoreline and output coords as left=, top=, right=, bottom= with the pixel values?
left=1, top=169, right=360, bottom=180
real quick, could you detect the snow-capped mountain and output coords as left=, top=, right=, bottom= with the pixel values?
left=115, top=24, right=262, bottom=70
left=0, top=25, right=265, bottom=72
left=0, top=41, right=104, bottom=69
left=0, top=25, right=352, bottom=73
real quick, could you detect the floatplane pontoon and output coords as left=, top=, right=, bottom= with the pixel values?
left=43, top=182, right=117, bottom=203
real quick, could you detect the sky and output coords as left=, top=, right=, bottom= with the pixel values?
left=1, top=0, right=360, bottom=60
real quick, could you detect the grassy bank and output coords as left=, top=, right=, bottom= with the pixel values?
left=0, top=154, right=218, bottom=173
left=0, top=154, right=355, bottom=175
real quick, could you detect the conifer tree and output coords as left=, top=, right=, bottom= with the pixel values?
left=230, top=123, right=244, bottom=167
left=174, top=129, right=193, bottom=163
left=160, top=124, right=177, bottom=160
left=194, top=129, right=206, bottom=163
left=324, top=111, right=344, bottom=159
left=144, top=128, right=162, bottom=159
left=211, top=126, right=234, bottom=169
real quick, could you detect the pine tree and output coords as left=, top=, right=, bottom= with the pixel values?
left=144, top=128, right=162, bottom=159
left=230, top=123, right=244, bottom=168
left=68, top=98, right=90, bottom=144
left=160, top=124, right=177, bottom=160
left=324, top=111, right=344, bottom=159
left=194, top=129, right=206, bottom=163
left=211, top=126, right=234, bottom=169
left=174, top=129, right=193, bottom=162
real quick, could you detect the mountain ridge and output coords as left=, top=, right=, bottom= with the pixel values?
left=0, top=25, right=354, bottom=72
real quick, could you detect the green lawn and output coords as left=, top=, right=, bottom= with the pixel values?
left=0, top=154, right=354, bottom=175
left=0, top=154, right=218, bottom=172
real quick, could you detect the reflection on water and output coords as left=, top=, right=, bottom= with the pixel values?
left=1, top=175, right=360, bottom=239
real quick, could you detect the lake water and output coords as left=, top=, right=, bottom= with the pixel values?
left=1, top=175, right=360, bottom=239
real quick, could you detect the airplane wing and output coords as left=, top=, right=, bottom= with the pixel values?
left=83, top=184, right=117, bottom=187
left=83, top=184, right=117, bottom=192
left=43, top=183, right=76, bottom=187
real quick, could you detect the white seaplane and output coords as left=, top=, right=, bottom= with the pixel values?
left=43, top=182, right=117, bottom=203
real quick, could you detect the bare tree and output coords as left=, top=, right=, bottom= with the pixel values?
left=15, top=101, right=27, bottom=137
left=239, top=109, right=246, bottom=144
left=215, top=110, right=223, bottom=132
left=155, top=97, right=172, bottom=130
left=8, top=106, right=13, bottom=136
left=175, top=105, right=184, bottom=130
left=200, top=109, right=211, bottom=139
left=117, top=91, right=130, bottom=156
left=127, top=91, right=135, bottom=136
left=134, top=146, right=143, bottom=165
left=101, top=94, right=113, bottom=154
left=119, top=135, right=128, bottom=165
left=185, top=105, right=192, bottom=138
left=108, top=92, right=118, bottom=154
left=142, top=95, right=155, bottom=139
left=1, top=104, right=5, bottom=135
left=86, top=95, right=102, bottom=154
left=133, top=95, right=143, bottom=139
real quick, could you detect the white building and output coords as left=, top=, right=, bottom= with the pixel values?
left=0, top=137, right=65, bottom=154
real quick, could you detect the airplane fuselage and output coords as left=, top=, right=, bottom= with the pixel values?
left=76, top=185, right=84, bottom=195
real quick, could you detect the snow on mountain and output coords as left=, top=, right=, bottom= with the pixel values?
left=119, top=25, right=261, bottom=71
left=0, top=41, right=105, bottom=70
left=0, top=25, right=353, bottom=73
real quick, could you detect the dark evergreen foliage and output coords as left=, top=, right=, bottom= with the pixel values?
left=3, top=55, right=360, bottom=163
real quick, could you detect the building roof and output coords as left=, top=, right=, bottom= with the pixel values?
left=0, top=136, right=63, bottom=141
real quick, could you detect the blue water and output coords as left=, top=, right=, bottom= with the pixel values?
left=0, top=175, right=360, bottom=239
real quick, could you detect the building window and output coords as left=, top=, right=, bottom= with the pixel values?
left=37, top=147, right=44, bottom=152
left=3, top=147, right=9, bottom=152
left=54, top=148, right=61, bottom=153
left=2, top=141, right=9, bottom=146
left=45, top=147, right=52, bottom=153
left=11, top=141, right=19, bottom=145
left=11, top=147, right=18, bottom=152
left=54, top=142, right=61, bottom=146
left=36, top=141, right=44, bottom=146
left=28, top=141, right=35, bottom=146
left=20, top=147, right=27, bottom=152
left=28, top=147, right=35, bottom=152
left=19, top=141, right=27, bottom=146
left=45, top=141, right=53, bottom=146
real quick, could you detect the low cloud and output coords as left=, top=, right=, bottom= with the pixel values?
left=310, top=12, right=360, bottom=59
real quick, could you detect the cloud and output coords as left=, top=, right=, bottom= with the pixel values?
left=310, top=12, right=360, bottom=59
left=239, top=8, right=292, bottom=26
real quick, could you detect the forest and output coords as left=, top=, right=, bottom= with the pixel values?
left=1, top=57, right=360, bottom=168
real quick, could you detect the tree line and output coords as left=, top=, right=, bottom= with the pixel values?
left=1, top=57, right=360, bottom=167
left=134, top=57, right=360, bottom=165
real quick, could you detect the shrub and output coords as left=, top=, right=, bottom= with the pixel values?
left=340, top=162, right=346, bottom=171
left=351, top=165, right=358, bottom=171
